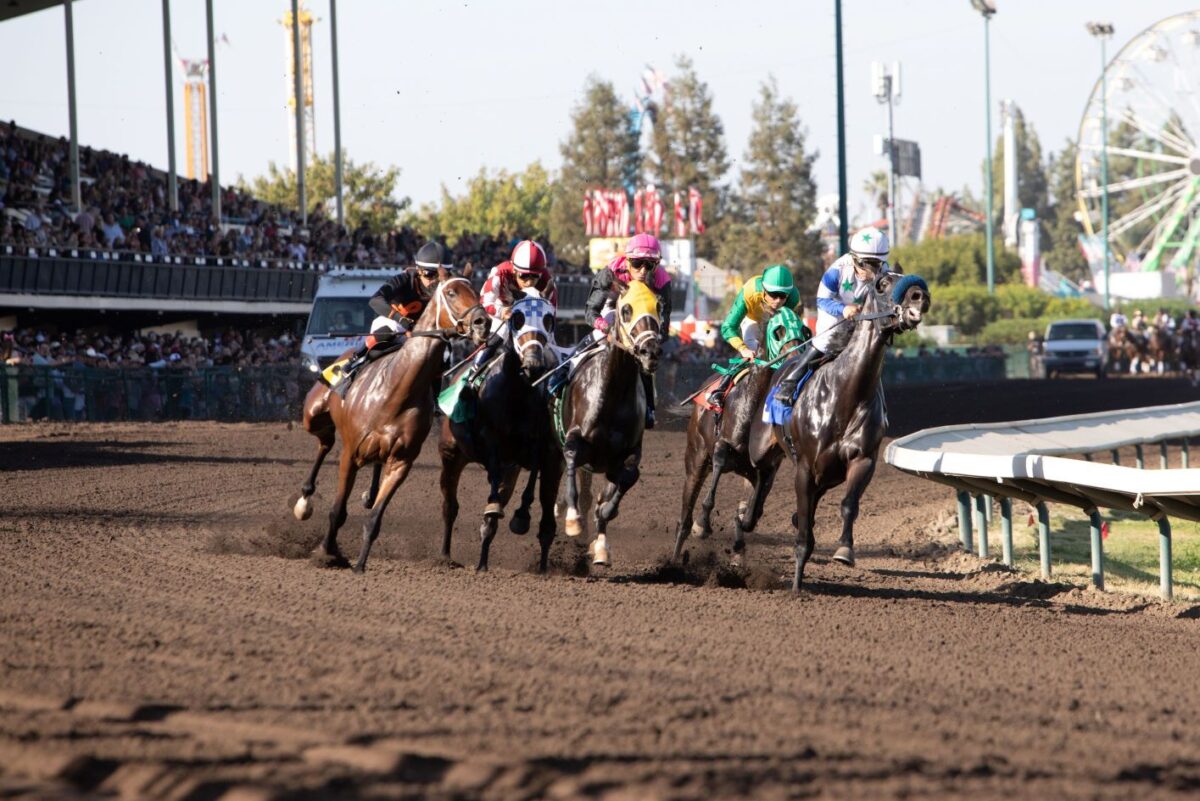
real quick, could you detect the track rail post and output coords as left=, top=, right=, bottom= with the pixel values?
left=1036, top=502, right=1051, bottom=578
left=1110, top=448, right=1120, bottom=465
left=975, top=494, right=989, bottom=559
left=1088, top=509, right=1105, bottom=590
left=1136, top=444, right=1145, bottom=469
left=999, top=496, right=1013, bottom=566
left=1183, top=439, right=1190, bottom=469
left=957, top=490, right=973, bottom=552
left=1157, top=515, right=1173, bottom=600
left=984, top=493, right=994, bottom=524
left=1161, top=441, right=1169, bottom=469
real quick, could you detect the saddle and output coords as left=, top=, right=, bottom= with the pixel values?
left=320, top=338, right=406, bottom=389
left=437, top=351, right=504, bottom=423
left=547, top=341, right=606, bottom=397
left=761, top=352, right=834, bottom=426
left=692, top=358, right=760, bottom=413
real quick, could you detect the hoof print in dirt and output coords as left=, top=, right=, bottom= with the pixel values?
left=310, top=550, right=351, bottom=570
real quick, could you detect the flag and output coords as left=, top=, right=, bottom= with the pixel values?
left=633, top=189, right=644, bottom=235
left=674, top=191, right=686, bottom=238
left=583, top=193, right=594, bottom=237
left=648, top=186, right=664, bottom=234
left=617, top=191, right=630, bottom=236
left=688, top=187, right=705, bottom=234
left=593, top=189, right=609, bottom=238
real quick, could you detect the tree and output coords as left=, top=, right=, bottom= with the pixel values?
left=863, top=170, right=889, bottom=222
left=986, top=104, right=1050, bottom=237
left=717, top=78, right=823, bottom=288
left=405, top=162, right=553, bottom=244
left=1044, top=138, right=1089, bottom=282
left=890, top=232, right=1022, bottom=286
left=549, top=76, right=642, bottom=261
left=650, top=55, right=730, bottom=256
left=239, top=152, right=407, bottom=234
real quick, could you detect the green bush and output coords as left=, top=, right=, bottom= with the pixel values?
left=975, top=317, right=1051, bottom=345
left=892, top=233, right=1022, bottom=286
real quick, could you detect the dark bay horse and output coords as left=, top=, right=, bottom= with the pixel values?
left=560, top=280, right=662, bottom=566
left=1180, top=326, right=1200, bottom=384
left=439, top=290, right=562, bottom=572
left=295, top=269, right=490, bottom=572
left=782, top=272, right=930, bottom=592
left=1146, top=326, right=1175, bottom=374
left=672, top=307, right=808, bottom=562
left=1107, top=327, right=1142, bottom=374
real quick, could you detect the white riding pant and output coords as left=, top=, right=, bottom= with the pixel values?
left=740, top=319, right=760, bottom=352
left=370, top=315, right=403, bottom=335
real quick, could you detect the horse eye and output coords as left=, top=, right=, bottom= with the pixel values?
left=773, top=328, right=783, bottom=340
left=544, top=314, right=555, bottom=332
left=510, top=311, right=525, bottom=330
left=621, top=305, right=633, bottom=323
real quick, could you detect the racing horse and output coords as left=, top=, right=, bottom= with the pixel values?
left=558, top=280, right=662, bottom=566
left=671, top=307, right=809, bottom=563
left=295, top=269, right=490, bottom=572
left=1107, top=326, right=1143, bottom=374
left=438, top=289, right=562, bottom=572
left=1179, top=326, right=1200, bottom=385
left=1146, top=326, right=1175, bottom=375
left=781, top=272, right=930, bottom=592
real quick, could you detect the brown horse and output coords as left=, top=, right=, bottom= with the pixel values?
left=295, top=269, right=490, bottom=573
left=672, top=311, right=808, bottom=563
left=560, top=280, right=662, bottom=566
left=438, top=290, right=562, bottom=572
left=1180, top=326, right=1200, bottom=385
left=1107, top=327, right=1143, bottom=374
left=781, top=272, right=930, bottom=592
left=1146, top=326, right=1175, bottom=375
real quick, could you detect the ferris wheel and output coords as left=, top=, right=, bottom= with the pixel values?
left=1076, top=11, right=1200, bottom=274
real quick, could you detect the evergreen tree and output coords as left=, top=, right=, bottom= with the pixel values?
left=548, top=76, right=641, bottom=261
left=649, top=55, right=729, bottom=256
left=240, top=152, right=408, bottom=234
left=405, top=163, right=552, bottom=244
left=1044, top=139, right=1089, bottom=282
left=987, top=104, right=1050, bottom=235
left=717, top=78, right=823, bottom=288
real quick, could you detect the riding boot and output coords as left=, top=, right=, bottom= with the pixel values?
left=705, top=371, right=736, bottom=410
left=333, top=330, right=397, bottom=396
left=773, top=347, right=819, bottom=405
left=642, top=372, right=656, bottom=430
left=465, top=333, right=502, bottom=385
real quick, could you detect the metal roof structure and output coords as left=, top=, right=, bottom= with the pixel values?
left=0, top=0, right=69, bottom=24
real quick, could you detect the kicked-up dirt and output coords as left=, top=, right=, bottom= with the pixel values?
left=2, top=378, right=1200, bottom=800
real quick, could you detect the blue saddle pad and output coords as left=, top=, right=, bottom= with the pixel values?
left=762, top=369, right=814, bottom=426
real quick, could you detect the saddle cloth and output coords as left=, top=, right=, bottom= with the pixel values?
left=762, top=368, right=816, bottom=426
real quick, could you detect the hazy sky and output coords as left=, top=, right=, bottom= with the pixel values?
left=0, top=0, right=1192, bottom=222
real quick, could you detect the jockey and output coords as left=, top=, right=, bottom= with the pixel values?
left=1131, top=309, right=1148, bottom=333
left=705, top=264, right=811, bottom=410
left=328, top=240, right=447, bottom=392
left=1181, top=309, right=1200, bottom=335
left=466, top=240, right=558, bottom=379
left=774, top=226, right=891, bottom=404
left=1109, top=310, right=1128, bottom=332
left=583, top=233, right=672, bottom=428
left=1155, top=307, right=1176, bottom=333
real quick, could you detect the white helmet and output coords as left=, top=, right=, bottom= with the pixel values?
left=850, top=226, right=890, bottom=260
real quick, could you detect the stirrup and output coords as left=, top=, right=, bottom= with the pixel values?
left=705, top=390, right=724, bottom=409
left=774, top=381, right=797, bottom=404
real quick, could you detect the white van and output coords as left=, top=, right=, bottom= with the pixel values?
left=299, top=268, right=388, bottom=375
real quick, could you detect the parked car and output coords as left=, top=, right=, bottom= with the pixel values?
left=1040, top=319, right=1108, bottom=379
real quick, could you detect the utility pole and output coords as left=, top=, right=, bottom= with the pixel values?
left=873, top=62, right=901, bottom=246
left=971, top=0, right=997, bottom=293
left=835, top=0, right=849, bottom=255
left=1088, top=21, right=1114, bottom=311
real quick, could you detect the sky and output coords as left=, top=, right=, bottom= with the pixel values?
left=0, top=0, right=1193, bottom=224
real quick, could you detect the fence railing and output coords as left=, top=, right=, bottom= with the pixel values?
left=0, top=365, right=306, bottom=423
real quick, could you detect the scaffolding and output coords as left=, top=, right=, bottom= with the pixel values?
left=181, top=59, right=209, bottom=180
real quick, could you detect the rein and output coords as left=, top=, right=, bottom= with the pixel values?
left=410, top=277, right=484, bottom=341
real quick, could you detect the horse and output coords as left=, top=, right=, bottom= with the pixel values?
left=294, top=268, right=491, bottom=573
left=558, top=280, right=663, bottom=566
left=1179, top=327, right=1200, bottom=385
left=672, top=307, right=809, bottom=563
left=1106, top=327, right=1142, bottom=374
left=1146, top=326, right=1175, bottom=375
left=438, top=289, right=562, bottom=572
left=780, top=272, right=930, bottom=592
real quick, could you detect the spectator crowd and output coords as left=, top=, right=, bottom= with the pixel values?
left=2, top=326, right=301, bottom=370
left=0, top=121, right=583, bottom=274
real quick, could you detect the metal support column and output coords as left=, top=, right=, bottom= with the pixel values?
left=1100, top=33, right=1111, bottom=311
left=1184, top=439, right=1190, bottom=469
left=999, top=496, right=1013, bottom=566
left=834, top=0, right=849, bottom=255
left=63, top=0, right=81, bottom=212
left=161, top=0, right=177, bottom=212
left=1088, top=509, right=1105, bottom=590
left=982, top=12, right=995, bottom=294
left=1036, top=502, right=1051, bottom=578
left=984, top=493, right=994, bottom=524
left=1161, top=441, right=1169, bottom=469
left=1157, top=516, right=1173, bottom=600
left=1136, top=444, right=1145, bottom=469
left=205, top=0, right=221, bottom=222
left=291, top=0, right=307, bottom=225
left=330, top=0, right=344, bottom=228
left=1110, top=448, right=1120, bottom=465
left=957, top=490, right=973, bottom=552
left=975, top=494, right=989, bottom=559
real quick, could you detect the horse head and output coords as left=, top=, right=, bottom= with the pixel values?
left=614, top=279, right=662, bottom=374
left=872, top=272, right=931, bottom=333
left=508, top=288, right=559, bottom=380
left=430, top=267, right=490, bottom=344
left=765, top=306, right=808, bottom=361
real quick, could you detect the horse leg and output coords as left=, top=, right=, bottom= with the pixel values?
left=313, top=451, right=358, bottom=569
left=509, top=466, right=537, bottom=535
left=696, top=442, right=729, bottom=539
left=591, top=457, right=640, bottom=566
left=732, top=468, right=767, bottom=558
left=673, top=428, right=713, bottom=561
left=352, top=457, right=413, bottom=574
left=563, top=433, right=584, bottom=537
left=834, top=457, right=876, bottom=567
left=294, top=433, right=332, bottom=521
left=536, top=456, right=563, bottom=573
left=361, top=463, right=382, bottom=509
left=478, top=466, right=520, bottom=572
left=792, top=465, right=819, bottom=593
left=439, top=442, right=468, bottom=561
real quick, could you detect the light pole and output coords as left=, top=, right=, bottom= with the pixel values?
left=971, top=0, right=996, bottom=293
left=1087, top=21, right=1114, bottom=311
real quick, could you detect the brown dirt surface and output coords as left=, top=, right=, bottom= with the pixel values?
left=2, top=379, right=1200, bottom=800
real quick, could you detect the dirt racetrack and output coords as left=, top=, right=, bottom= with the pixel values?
left=3, top=378, right=1200, bottom=800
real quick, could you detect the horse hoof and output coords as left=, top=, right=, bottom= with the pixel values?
left=565, top=509, right=583, bottom=538
left=293, top=496, right=313, bottom=521
left=361, top=490, right=374, bottom=510
left=310, top=549, right=349, bottom=570
left=509, top=514, right=531, bottom=535
left=588, top=536, right=610, bottom=566
left=692, top=521, right=710, bottom=540
left=832, top=546, right=856, bottom=567
left=730, top=552, right=743, bottom=568
left=484, top=502, right=504, bottom=519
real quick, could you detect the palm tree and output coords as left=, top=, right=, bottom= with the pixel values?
left=862, top=170, right=888, bottom=222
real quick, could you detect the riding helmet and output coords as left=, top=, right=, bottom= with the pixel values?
left=415, top=241, right=448, bottom=269
left=511, top=240, right=547, bottom=273
left=625, top=233, right=662, bottom=261
left=850, top=226, right=890, bottom=260
left=761, top=264, right=795, bottom=294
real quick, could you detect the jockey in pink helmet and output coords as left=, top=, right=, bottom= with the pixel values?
left=579, top=233, right=672, bottom=428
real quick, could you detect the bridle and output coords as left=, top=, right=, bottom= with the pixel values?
left=508, top=296, right=556, bottom=361
left=410, top=276, right=485, bottom=341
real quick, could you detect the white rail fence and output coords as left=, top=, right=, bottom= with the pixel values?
left=885, top=402, right=1200, bottom=599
